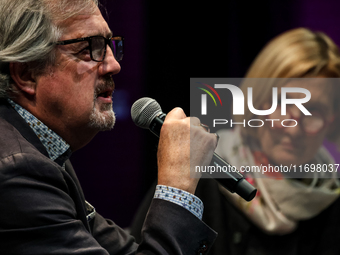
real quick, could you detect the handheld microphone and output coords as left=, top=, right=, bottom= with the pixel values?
left=131, top=97, right=257, bottom=201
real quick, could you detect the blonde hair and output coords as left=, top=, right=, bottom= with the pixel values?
left=235, top=28, right=340, bottom=144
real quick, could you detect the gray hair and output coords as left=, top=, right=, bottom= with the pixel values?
left=0, top=0, right=99, bottom=98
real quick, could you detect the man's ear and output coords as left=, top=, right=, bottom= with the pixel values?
left=9, top=62, right=37, bottom=96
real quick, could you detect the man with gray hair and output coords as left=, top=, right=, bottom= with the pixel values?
left=0, top=0, right=218, bottom=254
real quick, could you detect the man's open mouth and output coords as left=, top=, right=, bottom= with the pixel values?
left=97, top=89, right=113, bottom=98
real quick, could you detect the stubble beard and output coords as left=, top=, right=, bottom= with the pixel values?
left=88, top=102, right=116, bottom=131
left=88, top=78, right=116, bottom=131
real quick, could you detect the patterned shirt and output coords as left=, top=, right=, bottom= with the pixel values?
left=8, top=99, right=204, bottom=220
left=154, top=185, right=203, bottom=219
left=7, top=99, right=70, bottom=162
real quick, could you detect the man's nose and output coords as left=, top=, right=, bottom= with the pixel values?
left=99, top=45, right=121, bottom=76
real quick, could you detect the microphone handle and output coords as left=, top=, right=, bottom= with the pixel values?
left=209, top=153, right=257, bottom=201
left=149, top=113, right=257, bottom=201
left=149, top=113, right=166, bottom=137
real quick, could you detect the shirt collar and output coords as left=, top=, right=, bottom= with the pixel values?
left=7, top=99, right=71, bottom=163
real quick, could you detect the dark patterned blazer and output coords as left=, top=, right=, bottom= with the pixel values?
left=0, top=100, right=216, bottom=255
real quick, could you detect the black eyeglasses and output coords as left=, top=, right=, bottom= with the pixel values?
left=55, top=36, right=124, bottom=62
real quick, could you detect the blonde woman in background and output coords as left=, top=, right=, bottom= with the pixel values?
left=130, top=28, right=340, bottom=255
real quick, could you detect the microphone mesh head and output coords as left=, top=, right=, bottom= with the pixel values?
left=131, top=97, right=162, bottom=129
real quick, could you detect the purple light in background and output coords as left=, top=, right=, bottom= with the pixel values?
left=295, top=0, right=340, bottom=46
left=295, top=0, right=340, bottom=163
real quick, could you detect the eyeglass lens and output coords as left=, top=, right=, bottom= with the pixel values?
left=112, top=39, right=124, bottom=61
left=302, top=114, right=325, bottom=133
left=91, top=37, right=106, bottom=61
left=90, top=37, right=123, bottom=62
left=270, top=107, right=325, bottom=134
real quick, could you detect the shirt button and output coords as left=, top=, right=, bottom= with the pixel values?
left=233, top=231, right=242, bottom=244
left=197, top=241, right=209, bottom=254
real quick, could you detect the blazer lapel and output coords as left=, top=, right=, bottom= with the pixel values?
left=0, top=100, right=49, bottom=158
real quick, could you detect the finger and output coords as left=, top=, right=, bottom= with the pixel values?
left=190, top=117, right=201, bottom=127
left=214, top=133, right=219, bottom=146
left=165, top=107, right=187, bottom=121
left=200, top=123, right=210, bottom=133
left=204, top=132, right=219, bottom=150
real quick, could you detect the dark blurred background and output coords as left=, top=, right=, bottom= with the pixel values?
left=70, top=0, right=340, bottom=228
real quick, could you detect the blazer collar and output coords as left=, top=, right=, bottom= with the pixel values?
left=0, top=99, right=49, bottom=158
